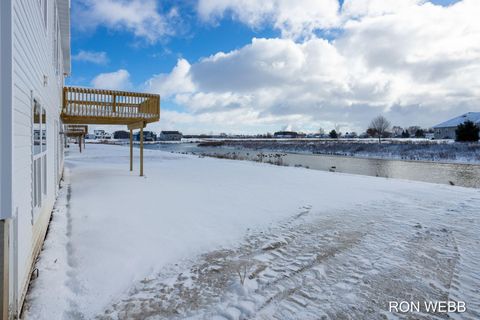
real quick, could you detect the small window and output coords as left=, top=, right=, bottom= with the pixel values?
left=33, top=100, right=48, bottom=209
left=41, top=107, right=47, bottom=152
left=33, top=101, right=42, bottom=155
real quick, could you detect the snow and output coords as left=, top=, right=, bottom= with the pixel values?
left=210, top=140, right=480, bottom=164
left=23, top=144, right=480, bottom=319
left=433, top=112, right=480, bottom=128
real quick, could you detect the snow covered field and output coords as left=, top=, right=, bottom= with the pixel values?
left=23, top=144, right=480, bottom=319
left=210, top=140, right=480, bottom=164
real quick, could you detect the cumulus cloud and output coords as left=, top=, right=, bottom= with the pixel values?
left=74, top=0, right=181, bottom=43
left=197, top=0, right=340, bottom=39
left=145, top=59, right=196, bottom=98
left=149, top=0, right=480, bottom=132
left=341, top=0, right=424, bottom=19
left=91, top=69, right=131, bottom=90
left=72, top=50, right=109, bottom=65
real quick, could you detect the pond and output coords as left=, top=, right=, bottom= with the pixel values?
left=145, top=143, right=480, bottom=188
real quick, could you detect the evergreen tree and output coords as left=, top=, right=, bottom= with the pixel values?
left=415, top=129, right=425, bottom=138
left=455, top=121, right=479, bottom=142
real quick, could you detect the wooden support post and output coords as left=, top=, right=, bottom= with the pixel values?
left=129, top=129, right=133, bottom=172
left=112, top=93, right=116, bottom=113
left=140, top=126, right=144, bottom=176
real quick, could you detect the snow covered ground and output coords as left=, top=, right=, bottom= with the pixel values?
left=23, top=144, right=480, bottom=319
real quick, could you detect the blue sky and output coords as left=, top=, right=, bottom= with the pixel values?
left=69, top=0, right=278, bottom=86
left=69, top=0, right=475, bottom=134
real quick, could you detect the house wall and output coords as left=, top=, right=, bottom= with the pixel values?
left=10, top=0, right=66, bottom=316
left=434, top=127, right=456, bottom=139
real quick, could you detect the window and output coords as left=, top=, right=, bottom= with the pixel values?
left=41, top=107, right=47, bottom=152
left=33, top=101, right=42, bottom=155
left=33, top=100, right=47, bottom=209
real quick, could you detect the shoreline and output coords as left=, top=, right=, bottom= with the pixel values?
left=82, top=140, right=480, bottom=165
left=197, top=140, right=480, bottom=165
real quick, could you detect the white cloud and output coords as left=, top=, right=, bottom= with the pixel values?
left=72, top=50, right=109, bottom=65
left=197, top=0, right=340, bottom=39
left=91, top=69, right=131, bottom=90
left=341, top=0, right=424, bottom=19
left=147, top=0, right=480, bottom=133
left=145, top=59, right=195, bottom=98
left=75, top=0, right=180, bottom=43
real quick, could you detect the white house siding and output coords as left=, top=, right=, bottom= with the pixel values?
left=11, top=0, right=66, bottom=315
left=434, top=127, right=456, bottom=139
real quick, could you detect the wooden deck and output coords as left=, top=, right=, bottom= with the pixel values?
left=62, top=87, right=160, bottom=126
left=62, top=87, right=160, bottom=176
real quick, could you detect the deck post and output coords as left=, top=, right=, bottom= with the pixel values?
left=140, top=126, right=144, bottom=176
left=129, top=129, right=133, bottom=172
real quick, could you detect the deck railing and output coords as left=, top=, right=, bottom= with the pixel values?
left=64, top=124, right=88, bottom=135
left=62, top=87, right=160, bottom=125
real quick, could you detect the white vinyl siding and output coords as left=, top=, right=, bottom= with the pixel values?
left=11, top=0, right=65, bottom=314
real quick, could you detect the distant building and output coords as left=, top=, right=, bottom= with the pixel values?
left=94, top=129, right=105, bottom=139
left=93, top=130, right=112, bottom=139
left=391, top=126, right=403, bottom=138
left=274, top=131, right=298, bottom=138
left=433, top=112, right=480, bottom=139
left=159, top=131, right=183, bottom=141
left=343, top=132, right=358, bottom=138
left=113, top=130, right=130, bottom=139
left=134, top=131, right=157, bottom=142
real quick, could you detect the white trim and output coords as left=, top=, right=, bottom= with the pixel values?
left=0, top=0, right=13, bottom=220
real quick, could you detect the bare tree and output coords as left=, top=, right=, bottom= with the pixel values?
left=369, top=115, right=391, bottom=143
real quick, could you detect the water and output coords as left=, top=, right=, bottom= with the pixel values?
left=145, top=143, right=480, bottom=188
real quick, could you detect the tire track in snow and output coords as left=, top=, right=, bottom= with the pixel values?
left=99, top=196, right=480, bottom=320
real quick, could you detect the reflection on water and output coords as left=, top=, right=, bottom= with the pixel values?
left=145, top=143, right=480, bottom=188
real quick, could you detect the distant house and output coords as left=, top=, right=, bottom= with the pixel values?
left=134, top=131, right=157, bottom=142
left=433, top=112, right=480, bottom=139
left=391, top=126, right=404, bottom=138
left=94, top=129, right=105, bottom=139
left=113, top=130, right=130, bottom=139
left=94, top=130, right=112, bottom=140
left=343, top=132, right=358, bottom=138
left=159, top=130, right=183, bottom=141
left=274, top=131, right=298, bottom=138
